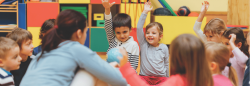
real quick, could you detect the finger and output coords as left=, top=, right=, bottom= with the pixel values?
left=207, top=1, right=210, bottom=5
left=110, top=2, right=115, bottom=6
left=101, top=0, right=104, bottom=2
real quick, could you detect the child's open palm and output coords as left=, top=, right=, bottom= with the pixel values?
left=229, top=34, right=237, bottom=45
left=143, top=2, right=153, bottom=14
left=201, top=1, right=209, bottom=12
left=102, top=0, right=115, bottom=9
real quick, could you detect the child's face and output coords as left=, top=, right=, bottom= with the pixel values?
left=145, top=26, right=162, bottom=47
left=247, top=36, right=250, bottom=54
left=205, top=32, right=221, bottom=42
left=2, top=46, right=22, bottom=71
left=114, top=26, right=131, bottom=42
left=20, top=39, right=33, bottom=61
left=221, top=37, right=233, bottom=57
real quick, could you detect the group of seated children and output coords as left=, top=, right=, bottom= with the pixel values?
left=0, top=0, right=249, bottom=86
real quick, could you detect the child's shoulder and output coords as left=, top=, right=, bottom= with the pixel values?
left=159, top=43, right=169, bottom=50
left=0, top=68, right=12, bottom=78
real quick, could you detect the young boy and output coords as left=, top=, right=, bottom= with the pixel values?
left=102, top=0, right=139, bottom=70
left=0, top=37, right=22, bottom=86
left=6, top=28, right=34, bottom=86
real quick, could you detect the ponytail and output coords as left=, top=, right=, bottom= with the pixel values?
left=228, top=66, right=238, bottom=86
left=38, top=28, right=63, bottom=61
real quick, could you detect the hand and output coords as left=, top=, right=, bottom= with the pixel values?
left=102, top=0, right=115, bottom=9
left=200, top=1, right=209, bottom=13
left=118, top=47, right=128, bottom=67
left=229, top=34, right=236, bottom=45
left=143, top=1, right=153, bottom=14
left=109, top=62, right=120, bottom=68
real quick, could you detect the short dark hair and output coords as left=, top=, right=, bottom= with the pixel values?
left=39, top=19, right=55, bottom=39
left=112, top=13, right=131, bottom=30
left=6, top=28, right=32, bottom=49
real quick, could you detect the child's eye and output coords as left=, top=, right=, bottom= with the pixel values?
left=123, top=31, right=127, bottom=33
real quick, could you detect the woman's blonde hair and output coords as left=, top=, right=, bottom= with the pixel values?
left=206, top=42, right=238, bottom=86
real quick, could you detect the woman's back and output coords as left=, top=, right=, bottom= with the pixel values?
left=20, top=41, right=127, bottom=86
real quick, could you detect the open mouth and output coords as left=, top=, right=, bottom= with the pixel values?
left=147, top=37, right=154, bottom=41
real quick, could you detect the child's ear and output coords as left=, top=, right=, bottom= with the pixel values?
left=129, top=29, right=132, bottom=33
left=159, top=34, right=163, bottom=39
left=210, top=62, right=217, bottom=71
left=236, top=42, right=242, bottom=49
left=0, top=59, right=4, bottom=67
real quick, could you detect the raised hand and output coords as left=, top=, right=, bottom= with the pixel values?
left=143, top=1, right=153, bottom=14
left=200, top=1, right=209, bottom=13
left=229, top=34, right=237, bottom=45
left=102, top=0, right=115, bottom=9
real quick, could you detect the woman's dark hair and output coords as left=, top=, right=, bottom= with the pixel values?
left=222, top=27, right=249, bottom=56
left=38, top=9, right=87, bottom=61
left=39, top=19, right=56, bottom=39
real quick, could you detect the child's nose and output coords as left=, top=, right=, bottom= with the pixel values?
left=18, top=56, right=22, bottom=61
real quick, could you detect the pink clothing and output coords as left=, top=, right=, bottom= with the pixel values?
left=222, top=48, right=248, bottom=86
left=120, top=62, right=187, bottom=86
left=213, top=74, right=233, bottom=86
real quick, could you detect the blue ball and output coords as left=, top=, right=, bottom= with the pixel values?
left=107, top=48, right=123, bottom=63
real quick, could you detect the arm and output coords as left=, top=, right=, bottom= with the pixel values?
left=75, top=46, right=127, bottom=86
left=129, top=43, right=140, bottom=69
left=120, top=63, right=149, bottom=86
left=102, top=0, right=115, bottom=43
left=137, top=2, right=152, bottom=46
left=232, top=48, right=248, bottom=68
left=164, top=47, right=170, bottom=77
left=229, top=34, right=248, bottom=68
left=193, top=1, right=209, bottom=42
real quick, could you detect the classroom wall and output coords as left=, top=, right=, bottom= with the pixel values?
left=151, top=0, right=228, bottom=12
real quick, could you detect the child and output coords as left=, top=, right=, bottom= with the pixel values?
left=221, top=27, right=249, bottom=86
left=0, top=37, right=22, bottom=86
left=6, top=28, right=34, bottom=86
left=33, top=19, right=55, bottom=56
left=102, top=0, right=139, bottom=70
left=243, top=32, right=250, bottom=86
left=206, top=42, right=237, bottom=86
left=193, top=1, right=227, bottom=42
left=20, top=10, right=127, bottom=86
left=137, top=2, right=169, bottom=84
left=119, top=34, right=213, bottom=86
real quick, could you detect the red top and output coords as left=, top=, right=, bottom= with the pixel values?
left=213, top=74, right=233, bottom=86
left=120, top=62, right=187, bottom=86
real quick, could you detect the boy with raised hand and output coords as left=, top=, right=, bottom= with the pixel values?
left=102, top=0, right=139, bottom=70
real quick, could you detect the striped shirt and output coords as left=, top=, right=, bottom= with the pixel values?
left=104, top=13, right=140, bottom=70
left=0, top=68, right=14, bottom=86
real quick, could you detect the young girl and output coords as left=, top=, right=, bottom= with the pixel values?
left=33, top=19, right=55, bottom=56
left=20, top=10, right=127, bottom=86
left=137, top=2, right=169, bottom=85
left=221, top=27, right=249, bottom=86
left=206, top=42, right=238, bottom=86
left=193, top=1, right=227, bottom=42
left=119, top=34, right=213, bottom=86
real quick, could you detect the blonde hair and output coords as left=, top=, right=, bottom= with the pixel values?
left=206, top=42, right=238, bottom=86
left=145, top=22, right=163, bottom=35
left=0, top=37, right=18, bottom=59
left=170, top=34, right=213, bottom=86
left=204, top=18, right=227, bottom=35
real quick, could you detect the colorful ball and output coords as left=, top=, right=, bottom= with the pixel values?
left=177, top=6, right=191, bottom=16
left=107, top=48, right=123, bottom=63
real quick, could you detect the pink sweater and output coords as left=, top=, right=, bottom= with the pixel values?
left=213, top=74, right=233, bottom=86
left=222, top=48, right=248, bottom=86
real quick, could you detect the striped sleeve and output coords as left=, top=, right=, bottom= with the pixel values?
left=128, top=52, right=139, bottom=70
left=104, top=12, right=115, bottom=44
left=0, top=69, right=14, bottom=86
